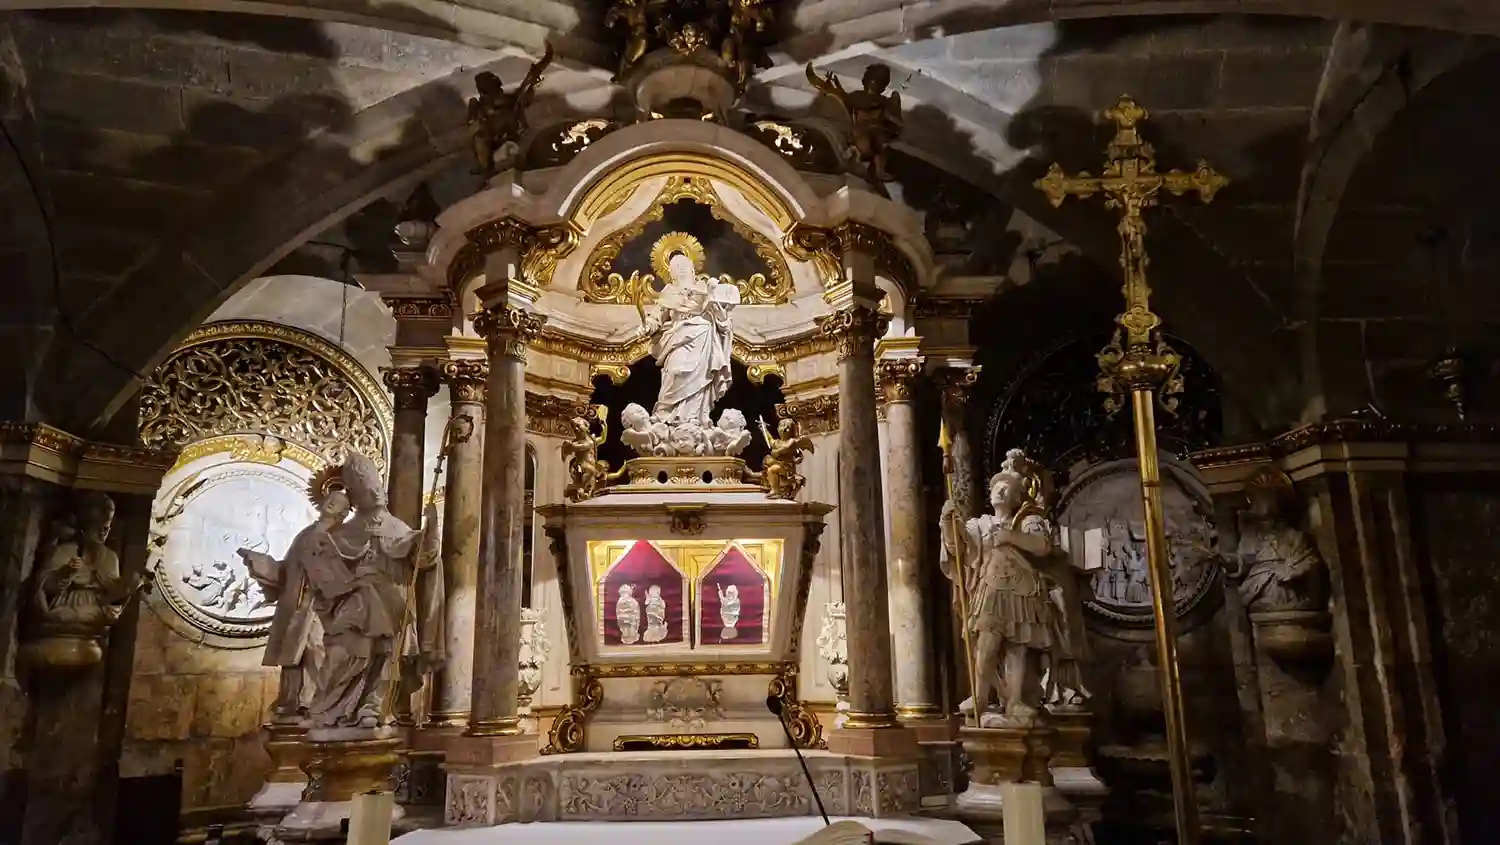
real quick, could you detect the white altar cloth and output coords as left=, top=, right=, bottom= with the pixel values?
left=393, top=816, right=981, bottom=845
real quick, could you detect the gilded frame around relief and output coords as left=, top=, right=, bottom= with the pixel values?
left=578, top=174, right=795, bottom=305
left=139, top=320, right=393, bottom=470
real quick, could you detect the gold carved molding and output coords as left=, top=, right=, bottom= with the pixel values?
left=1191, top=418, right=1500, bottom=471
left=777, top=396, right=838, bottom=436
left=526, top=393, right=595, bottom=438
left=786, top=221, right=917, bottom=303
left=573, top=151, right=796, bottom=232
left=613, top=733, right=761, bottom=751
left=139, top=321, right=392, bottom=471
left=579, top=175, right=794, bottom=305
left=447, top=216, right=581, bottom=299
left=0, top=423, right=177, bottom=494
left=543, top=666, right=604, bottom=755
left=817, top=306, right=890, bottom=361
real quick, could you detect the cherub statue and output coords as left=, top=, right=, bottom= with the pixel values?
left=467, top=42, right=555, bottom=178
left=561, top=416, right=616, bottom=502
left=605, top=0, right=662, bottom=81
left=758, top=418, right=814, bottom=501
left=708, top=408, right=752, bottom=456
left=805, top=62, right=903, bottom=197
left=720, top=0, right=773, bottom=92
left=621, top=402, right=670, bottom=456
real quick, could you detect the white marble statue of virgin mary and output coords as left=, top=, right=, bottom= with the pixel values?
left=641, top=249, right=740, bottom=429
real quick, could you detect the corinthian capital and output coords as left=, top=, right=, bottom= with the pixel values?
left=876, top=358, right=924, bottom=404
left=440, top=359, right=489, bottom=404
left=381, top=365, right=440, bottom=411
left=816, top=305, right=889, bottom=361
left=932, top=365, right=982, bottom=408
left=474, top=306, right=548, bottom=363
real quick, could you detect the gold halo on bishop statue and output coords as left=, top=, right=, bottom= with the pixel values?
left=307, top=463, right=346, bottom=506
left=650, top=232, right=706, bottom=282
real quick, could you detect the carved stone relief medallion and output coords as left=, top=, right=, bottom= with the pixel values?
left=1056, top=456, right=1221, bottom=629
left=148, top=435, right=320, bottom=644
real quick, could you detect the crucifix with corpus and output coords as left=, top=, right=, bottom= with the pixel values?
left=1033, top=94, right=1230, bottom=845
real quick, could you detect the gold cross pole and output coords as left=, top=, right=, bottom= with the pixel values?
left=1034, top=95, right=1228, bottom=845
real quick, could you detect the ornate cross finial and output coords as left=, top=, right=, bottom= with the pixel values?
left=1033, top=94, right=1229, bottom=412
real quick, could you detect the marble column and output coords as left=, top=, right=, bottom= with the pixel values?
left=819, top=305, right=900, bottom=735
left=934, top=366, right=981, bottom=522
left=381, top=365, right=440, bottom=529
left=934, top=365, right=981, bottom=707
left=878, top=357, right=938, bottom=722
left=467, top=306, right=546, bottom=738
left=430, top=359, right=487, bottom=729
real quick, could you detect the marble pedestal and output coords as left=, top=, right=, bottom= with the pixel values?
left=272, top=727, right=405, bottom=842
left=1046, top=709, right=1092, bottom=769
left=953, top=726, right=1097, bottom=844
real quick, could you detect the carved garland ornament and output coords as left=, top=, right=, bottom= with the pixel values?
left=140, top=321, right=392, bottom=469
left=580, top=175, right=794, bottom=305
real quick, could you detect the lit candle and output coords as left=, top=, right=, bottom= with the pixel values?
left=346, top=790, right=395, bottom=845
left=1002, top=782, right=1046, bottom=845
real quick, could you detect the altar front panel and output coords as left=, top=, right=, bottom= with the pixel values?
left=589, top=538, right=782, bottom=658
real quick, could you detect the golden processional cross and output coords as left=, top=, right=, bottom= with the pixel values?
left=1034, top=95, right=1228, bottom=845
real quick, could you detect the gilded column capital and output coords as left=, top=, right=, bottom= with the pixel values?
left=816, top=305, right=889, bottom=361
left=775, top=396, right=839, bottom=436
left=876, top=358, right=924, bottom=404
left=382, top=365, right=440, bottom=411
left=933, top=365, right=982, bottom=407
left=474, top=306, right=548, bottom=363
left=440, top=359, right=490, bottom=404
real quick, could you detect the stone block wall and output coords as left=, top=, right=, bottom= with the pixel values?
left=121, top=607, right=277, bottom=813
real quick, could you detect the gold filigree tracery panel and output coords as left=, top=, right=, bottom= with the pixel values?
left=580, top=175, right=794, bottom=305
left=139, top=321, right=393, bottom=469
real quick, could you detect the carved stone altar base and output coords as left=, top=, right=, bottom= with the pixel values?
left=271, top=728, right=404, bottom=842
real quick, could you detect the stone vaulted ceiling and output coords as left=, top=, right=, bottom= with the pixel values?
left=0, top=0, right=1496, bottom=434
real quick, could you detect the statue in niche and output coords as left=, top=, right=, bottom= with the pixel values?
left=940, top=449, right=1067, bottom=727
left=467, top=42, right=554, bottom=178
left=628, top=232, right=741, bottom=455
left=717, top=582, right=741, bottom=640
left=239, top=453, right=441, bottom=728
left=616, top=584, right=642, bottom=645
left=643, top=584, right=669, bottom=643
left=805, top=62, right=904, bottom=198
left=756, top=418, right=814, bottom=501
left=242, top=475, right=353, bottom=720
left=30, top=492, right=147, bottom=632
left=1233, top=468, right=1329, bottom=614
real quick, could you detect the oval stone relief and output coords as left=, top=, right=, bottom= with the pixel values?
left=1056, top=457, right=1220, bottom=628
left=149, top=437, right=319, bottom=641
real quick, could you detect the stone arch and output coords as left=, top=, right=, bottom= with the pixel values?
left=32, top=56, right=500, bottom=435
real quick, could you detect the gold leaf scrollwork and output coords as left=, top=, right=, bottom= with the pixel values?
left=139, top=321, right=391, bottom=470
left=581, top=175, right=793, bottom=305
left=768, top=668, right=824, bottom=750
left=543, top=667, right=603, bottom=755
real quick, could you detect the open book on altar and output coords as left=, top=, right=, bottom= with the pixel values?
left=791, top=821, right=952, bottom=845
